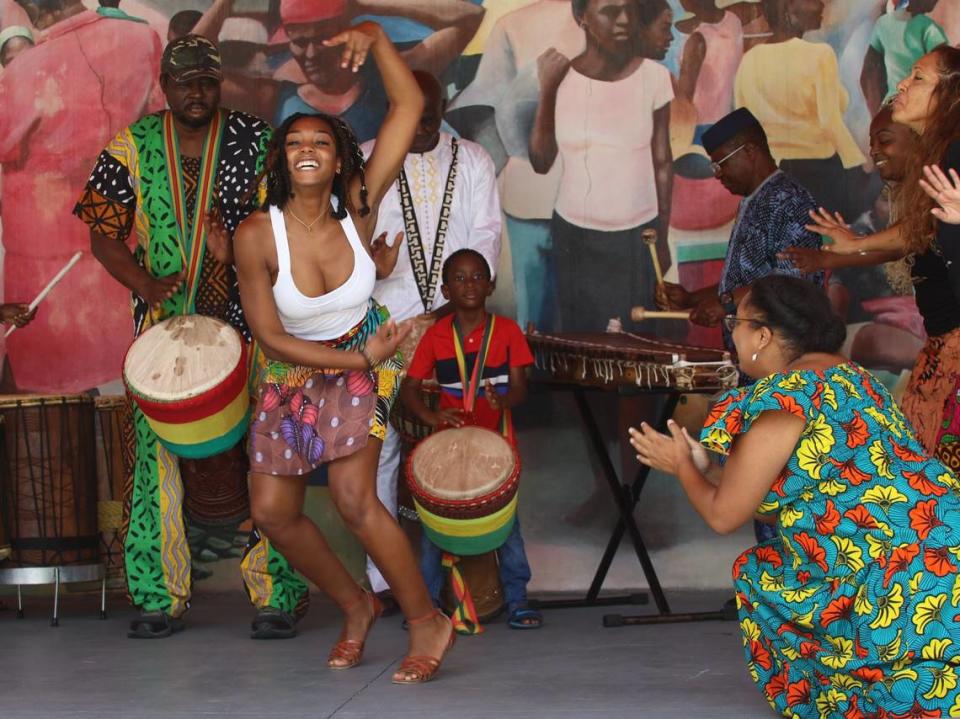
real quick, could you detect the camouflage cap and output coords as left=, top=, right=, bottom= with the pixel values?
left=161, top=34, right=223, bottom=83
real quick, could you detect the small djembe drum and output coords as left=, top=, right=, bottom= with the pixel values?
left=124, top=315, right=250, bottom=459
left=406, top=426, right=520, bottom=556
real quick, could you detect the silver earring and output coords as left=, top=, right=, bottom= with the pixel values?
left=751, top=352, right=759, bottom=362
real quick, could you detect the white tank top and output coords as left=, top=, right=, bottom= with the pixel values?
left=270, top=204, right=376, bottom=341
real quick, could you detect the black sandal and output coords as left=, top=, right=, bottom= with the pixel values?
left=128, top=611, right=185, bottom=639
left=507, top=603, right=543, bottom=630
left=250, top=608, right=298, bottom=639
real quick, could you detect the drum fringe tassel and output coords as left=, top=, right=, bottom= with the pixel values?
left=442, top=552, right=483, bottom=634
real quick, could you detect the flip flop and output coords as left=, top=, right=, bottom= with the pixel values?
left=507, top=605, right=543, bottom=630
left=128, top=611, right=185, bottom=639
left=251, top=608, right=298, bottom=639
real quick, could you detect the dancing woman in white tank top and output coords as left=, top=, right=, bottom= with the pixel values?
left=232, top=23, right=455, bottom=685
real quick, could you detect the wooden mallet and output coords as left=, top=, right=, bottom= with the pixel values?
left=630, top=306, right=690, bottom=322
left=642, top=228, right=664, bottom=285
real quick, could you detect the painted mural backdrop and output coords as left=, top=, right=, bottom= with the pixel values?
left=1, top=0, right=958, bottom=593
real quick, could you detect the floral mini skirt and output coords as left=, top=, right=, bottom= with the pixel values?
left=249, top=301, right=402, bottom=477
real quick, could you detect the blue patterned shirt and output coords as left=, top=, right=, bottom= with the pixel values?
left=718, top=171, right=823, bottom=295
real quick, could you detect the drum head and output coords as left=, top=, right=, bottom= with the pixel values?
left=123, top=315, right=243, bottom=401
left=411, top=427, right=515, bottom=501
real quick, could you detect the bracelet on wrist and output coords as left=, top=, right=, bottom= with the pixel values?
left=360, top=347, right=377, bottom=369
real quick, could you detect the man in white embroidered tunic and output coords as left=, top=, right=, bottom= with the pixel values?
left=360, top=71, right=501, bottom=601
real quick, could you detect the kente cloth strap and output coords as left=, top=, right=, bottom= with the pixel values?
left=441, top=552, right=483, bottom=635
left=162, top=109, right=224, bottom=314
left=397, top=137, right=459, bottom=313
left=452, top=314, right=496, bottom=415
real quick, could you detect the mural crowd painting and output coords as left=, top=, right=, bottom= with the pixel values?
left=0, top=0, right=958, bottom=592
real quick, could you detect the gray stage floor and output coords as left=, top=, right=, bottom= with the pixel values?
left=2, top=590, right=772, bottom=719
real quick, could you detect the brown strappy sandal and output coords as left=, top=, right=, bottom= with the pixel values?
left=327, top=589, right=383, bottom=670
left=392, top=610, right=456, bottom=685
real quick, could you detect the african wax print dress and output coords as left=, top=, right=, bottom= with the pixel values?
left=702, top=362, right=960, bottom=718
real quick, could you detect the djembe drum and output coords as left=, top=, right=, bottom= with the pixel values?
left=124, top=314, right=250, bottom=459
left=407, top=426, right=517, bottom=630
left=407, top=426, right=521, bottom=556
left=94, top=396, right=133, bottom=583
left=179, top=443, right=250, bottom=527
left=124, top=315, right=252, bottom=527
left=0, top=395, right=98, bottom=568
left=526, top=330, right=739, bottom=391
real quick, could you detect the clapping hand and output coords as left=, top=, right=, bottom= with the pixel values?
left=920, top=165, right=960, bottom=225
left=629, top=419, right=709, bottom=475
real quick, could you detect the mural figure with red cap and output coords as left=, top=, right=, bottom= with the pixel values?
left=272, top=0, right=483, bottom=141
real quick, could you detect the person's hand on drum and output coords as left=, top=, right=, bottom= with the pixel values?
left=371, top=230, right=404, bottom=279
left=0, top=303, right=36, bottom=328
left=689, top=296, right=725, bottom=328
left=323, top=21, right=380, bottom=73
left=429, top=407, right=466, bottom=429
left=805, top=208, right=860, bottom=253
left=655, top=282, right=692, bottom=311
left=139, top=272, right=184, bottom=310
left=778, top=246, right=838, bottom=274
left=364, top=319, right=412, bottom=366
left=204, top=209, right=234, bottom=265
left=629, top=419, right=708, bottom=475
left=484, top=380, right=502, bottom=411
left=920, top=164, right=960, bottom=225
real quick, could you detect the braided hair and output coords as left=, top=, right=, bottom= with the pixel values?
left=261, top=112, right=369, bottom=219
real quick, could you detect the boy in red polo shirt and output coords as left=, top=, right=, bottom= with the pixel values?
left=401, top=249, right=542, bottom=630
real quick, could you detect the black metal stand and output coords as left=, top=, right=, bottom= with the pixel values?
left=530, top=383, right=733, bottom=626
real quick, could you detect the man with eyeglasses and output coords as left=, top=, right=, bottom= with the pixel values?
left=656, top=107, right=823, bottom=331
left=658, top=108, right=822, bottom=545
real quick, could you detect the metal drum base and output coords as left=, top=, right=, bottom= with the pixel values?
left=0, top=563, right=106, bottom=626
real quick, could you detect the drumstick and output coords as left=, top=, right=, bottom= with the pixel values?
left=5, top=251, right=82, bottom=338
left=642, top=228, right=664, bottom=286
left=630, top=306, right=690, bottom=322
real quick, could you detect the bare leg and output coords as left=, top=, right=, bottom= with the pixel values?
left=248, top=469, right=374, bottom=666
left=327, top=439, right=451, bottom=681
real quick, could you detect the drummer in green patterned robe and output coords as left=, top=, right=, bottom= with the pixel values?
left=73, top=35, right=308, bottom=639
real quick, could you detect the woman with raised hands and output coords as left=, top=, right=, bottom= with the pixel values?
left=233, top=22, right=456, bottom=685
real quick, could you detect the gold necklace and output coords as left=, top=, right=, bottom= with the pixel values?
left=286, top=207, right=325, bottom=232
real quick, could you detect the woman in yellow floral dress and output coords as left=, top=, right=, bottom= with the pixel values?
left=631, top=275, right=960, bottom=718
